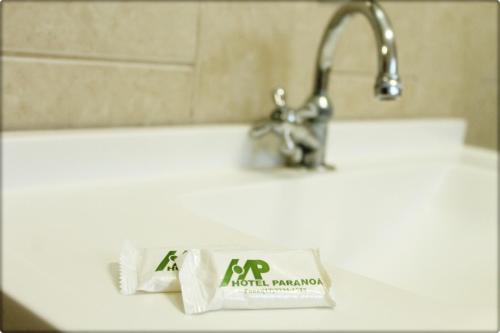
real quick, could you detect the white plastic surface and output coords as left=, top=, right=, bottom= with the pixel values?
left=179, top=249, right=335, bottom=314
left=119, top=241, right=182, bottom=295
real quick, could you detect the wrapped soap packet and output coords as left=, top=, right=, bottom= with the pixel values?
left=119, top=240, right=185, bottom=295
left=178, top=248, right=335, bottom=314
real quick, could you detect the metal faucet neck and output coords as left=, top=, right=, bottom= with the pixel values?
left=313, top=1, right=402, bottom=100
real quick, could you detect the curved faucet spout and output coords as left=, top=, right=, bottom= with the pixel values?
left=251, top=0, right=402, bottom=168
left=314, top=0, right=402, bottom=100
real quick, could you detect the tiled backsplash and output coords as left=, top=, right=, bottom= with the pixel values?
left=2, top=1, right=497, bottom=149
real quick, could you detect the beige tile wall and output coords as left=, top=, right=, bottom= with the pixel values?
left=2, top=1, right=497, bottom=150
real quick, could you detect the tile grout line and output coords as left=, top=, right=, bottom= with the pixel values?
left=1, top=50, right=195, bottom=71
left=189, top=1, right=203, bottom=122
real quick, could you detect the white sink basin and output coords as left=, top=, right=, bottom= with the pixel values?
left=181, top=152, right=497, bottom=308
left=2, top=119, right=498, bottom=331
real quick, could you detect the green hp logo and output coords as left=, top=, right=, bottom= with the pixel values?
left=220, top=259, right=270, bottom=287
left=155, top=250, right=178, bottom=272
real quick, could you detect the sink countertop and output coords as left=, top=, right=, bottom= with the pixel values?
left=2, top=119, right=497, bottom=331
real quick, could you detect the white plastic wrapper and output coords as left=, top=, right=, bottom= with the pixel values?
left=179, top=248, right=335, bottom=314
left=119, top=241, right=184, bottom=295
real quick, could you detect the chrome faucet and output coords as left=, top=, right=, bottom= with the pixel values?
left=250, top=0, right=402, bottom=168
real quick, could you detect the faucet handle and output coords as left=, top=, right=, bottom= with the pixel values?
left=271, top=87, right=294, bottom=122
left=272, top=87, right=287, bottom=109
left=249, top=121, right=273, bottom=139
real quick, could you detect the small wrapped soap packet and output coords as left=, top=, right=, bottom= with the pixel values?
left=179, top=248, right=335, bottom=314
left=119, top=240, right=185, bottom=295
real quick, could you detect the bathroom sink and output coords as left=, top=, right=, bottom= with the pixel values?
left=181, top=150, right=497, bottom=308
left=2, top=119, right=498, bottom=331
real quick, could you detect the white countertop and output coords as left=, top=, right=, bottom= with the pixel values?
left=2, top=119, right=497, bottom=331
